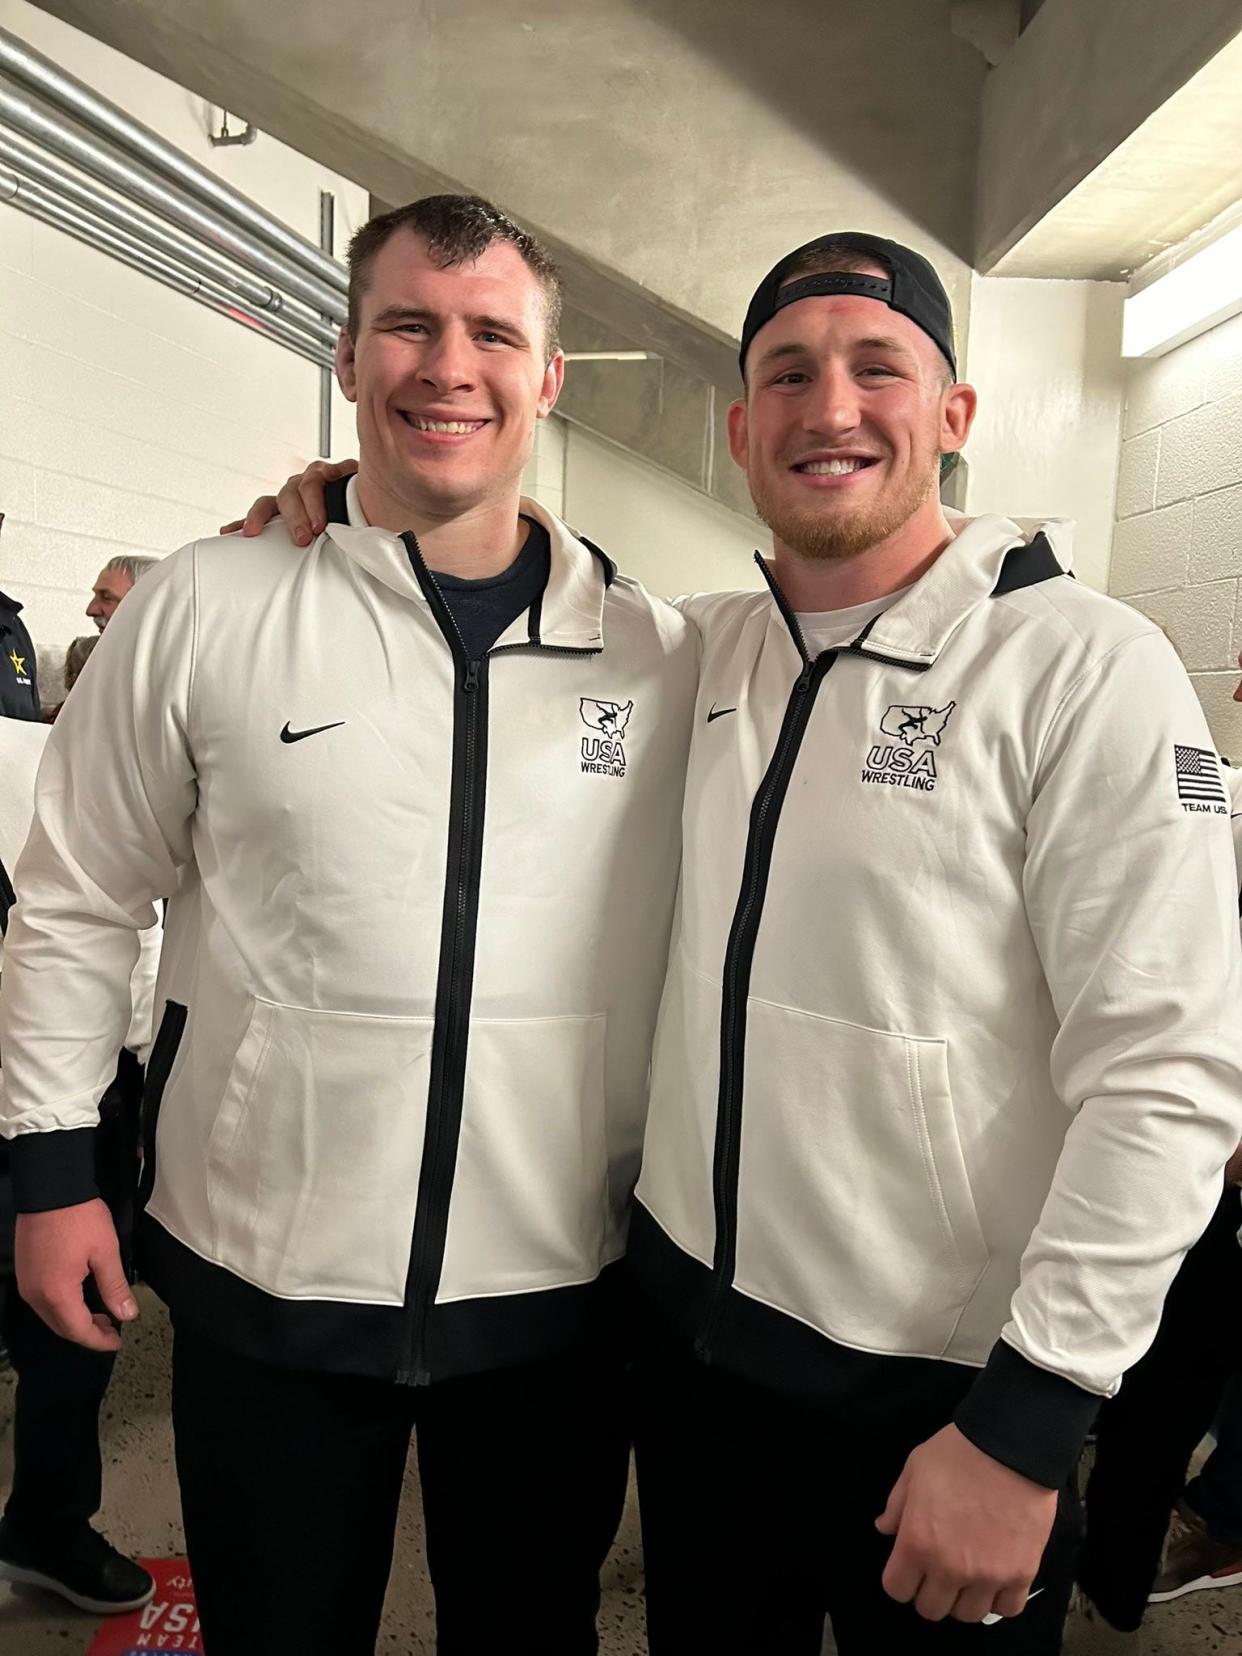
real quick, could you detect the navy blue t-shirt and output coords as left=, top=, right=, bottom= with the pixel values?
left=434, top=516, right=550, bottom=662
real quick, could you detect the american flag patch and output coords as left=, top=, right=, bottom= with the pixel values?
left=1175, top=745, right=1227, bottom=805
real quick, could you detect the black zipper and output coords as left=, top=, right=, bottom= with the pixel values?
left=488, top=642, right=598, bottom=661
left=696, top=649, right=836, bottom=1362
left=399, top=532, right=490, bottom=1385
left=136, top=1000, right=188, bottom=1212
left=0, top=851, right=14, bottom=935
left=696, top=564, right=928, bottom=1361
left=395, top=536, right=602, bottom=1385
left=845, top=616, right=932, bottom=675
left=848, top=644, right=932, bottom=673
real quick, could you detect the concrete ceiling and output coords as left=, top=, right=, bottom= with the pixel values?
left=992, top=28, right=1242, bottom=279
left=13, top=0, right=1242, bottom=512
left=976, top=0, right=1242, bottom=279
left=20, top=0, right=986, bottom=518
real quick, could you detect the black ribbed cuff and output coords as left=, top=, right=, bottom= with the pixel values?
left=8, top=1127, right=100, bottom=1212
left=953, top=1338, right=1102, bottom=1489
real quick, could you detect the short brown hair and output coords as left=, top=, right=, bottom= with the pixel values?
left=778, top=241, right=891, bottom=287
left=346, top=194, right=563, bottom=357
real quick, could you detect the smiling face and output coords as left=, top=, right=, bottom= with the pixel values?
left=729, top=268, right=974, bottom=565
left=86, top=565, right=133, bottom=630
left=336, top=228, right=564, bottom=523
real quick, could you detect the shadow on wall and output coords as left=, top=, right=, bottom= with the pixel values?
left=622, top=0, right=987, bottom=261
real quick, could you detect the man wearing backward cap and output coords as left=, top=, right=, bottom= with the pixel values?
left=231, top=232, right=1242, bottom=1651
left=626, top=232, right=1242, bottom=1650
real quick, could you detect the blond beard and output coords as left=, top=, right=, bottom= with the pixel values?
left=750, top=454, right=939, bottom=563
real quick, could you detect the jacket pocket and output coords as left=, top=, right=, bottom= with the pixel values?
left=734, top=998, right=988, bottom=1359
left=205, top=998, right=435, bottom=1304
left=436, top=1013, right=609, bottom=1302
left=635, top=948, right=721, bottom=1266
left=137, top=1000, right=187, bottom=1211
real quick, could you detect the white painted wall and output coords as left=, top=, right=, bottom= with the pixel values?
left=0, top=0, right=366, bottom=680
left=0, top=0, right=757, bottom=684
left=521, top=415, right=566, bottom=524
left=962, top=275, right=1127, bottom=592
left=559, top=423, right=763, bottom=599
left=1110, top=310, right=1242, bottom=751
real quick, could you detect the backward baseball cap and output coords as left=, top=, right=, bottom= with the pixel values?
left=739, top=232, right=957, bottom=380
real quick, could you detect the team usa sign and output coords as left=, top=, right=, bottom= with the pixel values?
left=85, top=1561, right=200, bottom=1655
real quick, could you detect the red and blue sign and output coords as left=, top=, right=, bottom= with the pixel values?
left=84, top=1559, right=199, bottom=1655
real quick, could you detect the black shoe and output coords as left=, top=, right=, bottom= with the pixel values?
left=0, top=1516, right=155, bottom=1614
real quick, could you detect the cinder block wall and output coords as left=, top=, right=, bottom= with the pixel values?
left=1110, top=312, right=1242, bottom=753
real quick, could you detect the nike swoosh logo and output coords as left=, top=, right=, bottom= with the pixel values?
left=280, top=721, right=345, bottom=744
left=707, top=704, right=737, bottom=723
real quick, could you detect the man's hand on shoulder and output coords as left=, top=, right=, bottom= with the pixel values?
left=875, top=1422, right=1057, bottom=1624
left=15, top=1198, right=139, bottom=1352
left=219, top=457, right=360, bottom=544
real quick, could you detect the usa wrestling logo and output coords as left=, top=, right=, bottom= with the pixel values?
left=580, top=698, right=633, bottom=778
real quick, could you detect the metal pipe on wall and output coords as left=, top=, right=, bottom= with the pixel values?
left=0, top=125, right=337, bottom=349
left=0, top=163, right=334, bottom=369
left=0, top=78, right=346, bottom=320
left=0, top=25, right=345, bottom=296
left=318, top=188, right=336, bottom=457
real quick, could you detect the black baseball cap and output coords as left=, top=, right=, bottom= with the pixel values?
left=739, top=232, right=956, bottom=380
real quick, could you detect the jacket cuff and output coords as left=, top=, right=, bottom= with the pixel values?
left=8, top=1128, right=100, bottom=1212
left=953, top=1338, right=1102, bottom=1489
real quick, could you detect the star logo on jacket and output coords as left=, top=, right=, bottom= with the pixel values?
left=580, top=697, right=633, bottom=778
left=862, top=701, right=956, bottom=793
left=8, top=648, right=30, bottom=685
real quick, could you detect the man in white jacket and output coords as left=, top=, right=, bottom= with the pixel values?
left=0, top=195, right=697, bottom=1655
left=207, top=231, right=1242, bottom=1652
left=622, top=234, right=1242, bottom=1653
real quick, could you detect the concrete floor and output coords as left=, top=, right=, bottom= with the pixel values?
left=0, top=1290, right=1238, bottom=1654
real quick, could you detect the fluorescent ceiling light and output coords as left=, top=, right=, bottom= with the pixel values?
left=1123, top=217, right=1242, bottom=358
left=563, top=351, right=657, bottom=362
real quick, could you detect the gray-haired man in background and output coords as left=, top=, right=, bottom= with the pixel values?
left=86, top=555, right=158, bottom=633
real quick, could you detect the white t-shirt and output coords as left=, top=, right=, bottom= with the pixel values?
left=795, top=584, right=913, bottom=657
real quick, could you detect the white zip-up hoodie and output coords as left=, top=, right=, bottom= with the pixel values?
left=631, top=513, right=1242, bottom=1486
left=0, top=718, right=158, bottom=1059
left=0, top=480, right=698, bottom=1383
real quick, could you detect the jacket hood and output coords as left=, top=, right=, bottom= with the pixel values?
left=761, top=511, right=1075, bottom=671
left=323, top=475, right=610, bottom=653
left=858, top=511, right=1074, bottom=667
